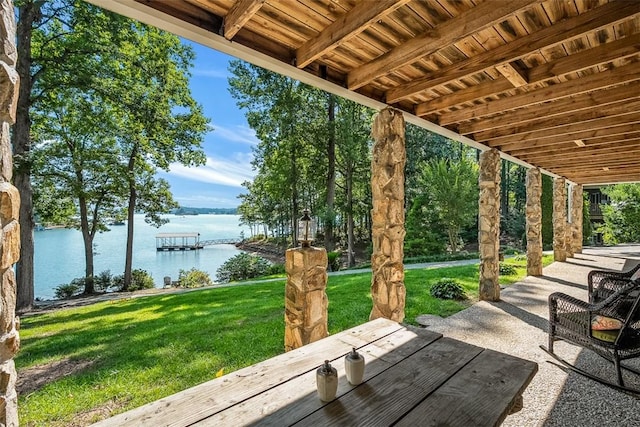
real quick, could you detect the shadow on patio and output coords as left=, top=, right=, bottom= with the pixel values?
left=422, top=244, right=640, bottom=426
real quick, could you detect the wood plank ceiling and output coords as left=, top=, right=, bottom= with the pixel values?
left=99, top=0, right=640, bottom=185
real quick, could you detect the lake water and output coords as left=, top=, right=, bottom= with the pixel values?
left=34, top=214, right=250, bottom=300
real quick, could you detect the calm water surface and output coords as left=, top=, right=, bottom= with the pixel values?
left=34, top=214, right=250, bottom=300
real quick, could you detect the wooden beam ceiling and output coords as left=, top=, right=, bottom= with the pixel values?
left=223, top=0, right=265, bottom=40
left=90, top=0, right=640, bottom=185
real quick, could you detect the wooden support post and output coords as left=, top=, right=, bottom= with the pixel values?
left=479, top=148, right=501, bottom=301
left=370, top=108, right=406, bottom=322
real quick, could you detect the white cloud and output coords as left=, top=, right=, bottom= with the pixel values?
left=174, top=194, right=242, bottom=208
left=210, top=123, right=259, bottom=146
left=168, top=154, right=255, bottom=188
left=192, top=67, right=229, bottom=79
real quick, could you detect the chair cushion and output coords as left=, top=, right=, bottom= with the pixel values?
left=631, top=268, right=640, bottom=282
left=591, top=315, right=623, bottom=343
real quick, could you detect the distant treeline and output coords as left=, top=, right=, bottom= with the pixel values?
left=172, top=207, right=238, bottom=215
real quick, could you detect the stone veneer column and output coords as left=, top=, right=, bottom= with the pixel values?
left=478, top=148, right=501, bottom=301
left=571, top=184, right=584, bottom=254
left=284, top=246, right=328, bottom=351
left=525, top=168, right=543, bottom=276
left=553, top=177, right=567, bottom=262
left=0, top=1, right=19, bottom=424
left=369, top=108, right=406, bottom=322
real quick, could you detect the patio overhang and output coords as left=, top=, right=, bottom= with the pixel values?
left=85, top=0, right=640, bottom=185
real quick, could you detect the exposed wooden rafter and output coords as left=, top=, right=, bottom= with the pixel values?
left=295, top=0, right=410, bottom=69
left=224, top=0, right=265, bottom=40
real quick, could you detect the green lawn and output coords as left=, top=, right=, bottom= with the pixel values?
left=17, top=255, right=552, bottom=426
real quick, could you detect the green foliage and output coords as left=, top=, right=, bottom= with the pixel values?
left=267, top=263, right=286, bottom=275
left=53, top=281, right=82, bottom=300
left=178, top=268, right=213, bottom=288
left=541, top=174, right=554, bottom=248
left=429, top=278, right=467, bottom=300
left=327, top=251, right=342, bottom=272
left=113, top=269, right=155, bottom=292
left=499, top=263, right=517, bottom=275
left=600, top=184, right=640, bottom=244
left=216, top=253, right=271, bottom=283
left=419, top=158, right=479, bottom=253
left=582, top=192, right=593, bottom=244
left=94, top=270, right=114, bottom=292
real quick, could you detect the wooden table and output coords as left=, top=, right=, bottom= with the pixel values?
left=93, top=318, right=537, bottom=427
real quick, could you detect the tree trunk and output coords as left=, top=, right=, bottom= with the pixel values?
left=123, top=152, right=137, bottom=290
left=290, top=148, right=298, bottom=247
left=346, top=167, right=356, bottom=267
left=13, top=2, right=40, bottom=311
left=325, top=93, right=336, bottom=251
left=78, top=196, right=95, bottom=294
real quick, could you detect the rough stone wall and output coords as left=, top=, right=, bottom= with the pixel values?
left=525, top=168, right=542, bottom=276
left=571, top=184, right=584, bottom=254
left=478, top=148, right=501, bottom=301
left=553, top=177, right=567, bottom=262
left=0, top=1, right=19, bottom=425
left=369, top=108, right=405, bottom=322
left=284, top=247, right=328, bottom=352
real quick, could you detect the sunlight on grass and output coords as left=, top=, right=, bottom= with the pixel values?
left=17, top=254, right=554, bottom=425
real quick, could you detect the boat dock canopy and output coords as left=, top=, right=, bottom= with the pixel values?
left=155, top=233, right=202, bottom=251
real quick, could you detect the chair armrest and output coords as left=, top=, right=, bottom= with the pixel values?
left=591, top=277, right=639, bottom=304
left=588, top=263, right=640, bottom=300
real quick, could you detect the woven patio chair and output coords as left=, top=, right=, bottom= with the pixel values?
left=546, top=279, right=640, bottom=391
left=588, top=262, right=640, bottom=303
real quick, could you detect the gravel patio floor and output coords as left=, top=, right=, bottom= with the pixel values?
left=419, top=244, right=640, bottom=426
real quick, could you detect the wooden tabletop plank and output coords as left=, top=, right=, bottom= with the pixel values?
left=293, top=337, right=484, bottom=426
left=395, top=348, right=538, bottom=427
left=91, top=318, right=404, bottom=427
left=196, top=326, right=442, bottom=426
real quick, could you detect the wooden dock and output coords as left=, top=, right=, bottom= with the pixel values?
left=155, top=233, right=203, bottom=251
left=155, top=233, right=242, bottom=251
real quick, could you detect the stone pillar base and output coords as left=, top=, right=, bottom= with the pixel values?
left=284, top=246, right=328, bottom=352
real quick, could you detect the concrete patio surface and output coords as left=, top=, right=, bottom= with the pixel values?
left=420, top=244, right=640, bottom=426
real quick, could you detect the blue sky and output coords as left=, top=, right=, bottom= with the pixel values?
left=158, top=40, right=258, bottom=208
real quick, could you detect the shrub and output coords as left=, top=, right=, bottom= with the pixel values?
left=178, top=268, right=212, bottom=288
left=53, top=280, right=82, bottom=300
left=499, top=263, right=517, bottom=275
left=430, top=278, right=466, bottom=300
left=113, top=269, right=155, bottom=292
left=94, top=270, right=114, bottom=292
left=216, top=253, right=271, bottom=283
left=267, top=263, right=285, bottom=275
left=327, top=251, right=341, bottom=272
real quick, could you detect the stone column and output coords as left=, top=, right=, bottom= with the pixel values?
left=0, top=1, right=19, bottom=425
left=478, top=148, right=501, bottom=301
left=370, top=108, right=406, bottom=322
left=553, top=177, right=567, bottom=262
left=284, top=246, right=328, bottom=351
left=571, top=184, right=584, bottom=254
left=525, top=168, right=542, bottom=276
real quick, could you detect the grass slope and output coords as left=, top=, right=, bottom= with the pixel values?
left=17, top=255, right=551, bottom=426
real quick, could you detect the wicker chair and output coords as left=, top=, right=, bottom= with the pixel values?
left=588, top=262, right=640, bottom=303
left=548, top=279, right=640, bottom=388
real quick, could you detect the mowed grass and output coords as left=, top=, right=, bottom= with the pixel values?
left=17, top=255, right=552, bottom=426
